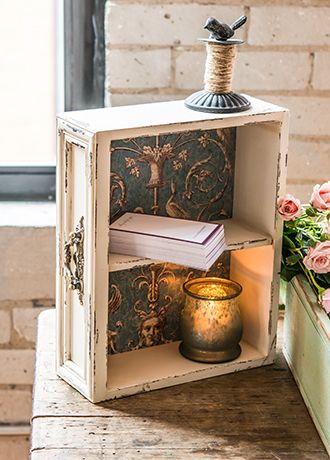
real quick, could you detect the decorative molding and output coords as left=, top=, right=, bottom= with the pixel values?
left=64, top=216, right=85, bottom=305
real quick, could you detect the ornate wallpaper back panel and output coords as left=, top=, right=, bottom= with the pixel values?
left=108, top=252, right=230, bottom=354
left=110, top=128, right=236, bottom=223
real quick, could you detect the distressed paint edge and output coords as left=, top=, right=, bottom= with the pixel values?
left=106, top=111, right=287, bottom=142
left=268, top=110, right=289, bottom=356
left=103, top=353, right=273, bottom=402
left=91, top=132, right=112, bottom=402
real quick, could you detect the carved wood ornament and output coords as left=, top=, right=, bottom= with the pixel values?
left=64, top=217, right=85, bottom=305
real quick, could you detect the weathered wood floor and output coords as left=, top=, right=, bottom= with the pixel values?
left=31, top=310, right=328, bottom=459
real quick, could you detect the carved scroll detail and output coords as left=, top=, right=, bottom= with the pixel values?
left=64, top=217, right=84, bottom=305
left=108, top=284, right=123, bottom=354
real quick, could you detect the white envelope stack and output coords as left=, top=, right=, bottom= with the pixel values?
left=109, top=213, right=226, bottom=271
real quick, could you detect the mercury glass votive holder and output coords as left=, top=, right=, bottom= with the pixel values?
left=179, top=277, right=243, bottom=363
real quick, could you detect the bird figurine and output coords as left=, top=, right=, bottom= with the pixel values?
left=204, top=15, right=247, bottom=41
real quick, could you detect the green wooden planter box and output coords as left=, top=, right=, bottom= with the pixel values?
left=284, top=275, right=330, bottom=455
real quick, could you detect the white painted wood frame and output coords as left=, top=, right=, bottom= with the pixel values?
left=56, top=95, right=289, bottom=402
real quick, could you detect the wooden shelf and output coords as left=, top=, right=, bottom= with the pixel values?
left=106, top=340, right=267, bottom=399
left=217, top=218, right=272, bottom=250
left=108, top=218, right=272, bottom=272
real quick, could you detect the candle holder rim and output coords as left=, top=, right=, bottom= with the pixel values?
left=199, top=38, right=244, bottom=46
left=183, top=276, right=242, bottom=301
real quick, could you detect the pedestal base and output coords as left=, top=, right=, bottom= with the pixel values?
left=184, top=91, right=251, bottom=114
left=179, top=342, right=242, bottom=363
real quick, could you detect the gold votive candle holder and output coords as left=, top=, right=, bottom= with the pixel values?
left=180, top=277, right=243, bottom=363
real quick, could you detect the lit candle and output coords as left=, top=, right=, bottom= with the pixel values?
left=179, top=277, right=242, bottom=363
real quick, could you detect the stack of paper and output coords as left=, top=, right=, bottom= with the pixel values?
left=109, top=213, right=226, bottom=270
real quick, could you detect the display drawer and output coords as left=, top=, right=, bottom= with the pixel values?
left=56, top=96, right=289, bottom=402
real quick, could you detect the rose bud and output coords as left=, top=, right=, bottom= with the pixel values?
left=310, top=181, right=330, bottom=210
left=277, top=194, right=301, bottom=221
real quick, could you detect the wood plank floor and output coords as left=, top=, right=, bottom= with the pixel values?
left=31, top=311, right=328, bottom=459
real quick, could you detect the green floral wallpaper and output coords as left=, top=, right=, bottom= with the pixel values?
left=108, top=127, right=236, bottom=354
left=110, top=127, right=236, bottom=223
left=108, top=252, right=230, bottom=354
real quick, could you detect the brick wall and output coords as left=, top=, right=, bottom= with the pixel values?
left=0, top=223, right=55, bottom=459
left=105, top=0, right=330, bottom=201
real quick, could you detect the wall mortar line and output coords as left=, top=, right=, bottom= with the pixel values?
left=308, top=52, right=315, bottom=89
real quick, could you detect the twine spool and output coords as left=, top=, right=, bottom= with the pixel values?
left=204, top=43, right=237, bottom=93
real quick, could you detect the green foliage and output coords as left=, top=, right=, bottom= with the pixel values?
left=280, top=204, right=330, bottom=297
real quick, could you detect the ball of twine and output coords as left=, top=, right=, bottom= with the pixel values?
left=204, top=43, right=237, bottom=93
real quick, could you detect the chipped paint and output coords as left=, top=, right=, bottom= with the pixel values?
left=268, top=282, right=274, bottom=337
left=64, top=141, right=70, bottom=193
left=88, top=295, right=93, bottom=362
left=72, top=140, right=86, bottom=150
left=94, top=200, right=98, bottom=251
left=88, top=151, right=93, bottom=187
left=95, top=144, right=99, bottom=180
left=57, top=234, right=62, bottom=277
left=65, top=123, right=87, bottom=137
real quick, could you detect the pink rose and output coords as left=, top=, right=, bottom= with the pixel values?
left=310, top=181, right=330, bottom=210
left=277, top=194, right=301, bottom=221
left=320, top=289, right=330, bottom=314
left=303, top=241, right=330, bottom=274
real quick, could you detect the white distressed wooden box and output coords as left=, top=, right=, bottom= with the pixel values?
left=56, top=96, right=289, bottom=403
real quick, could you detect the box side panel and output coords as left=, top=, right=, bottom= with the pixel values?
left=56, top=124, right=96, bottom=400
left=234, top=118, right=289, bottom=356
left=60, top=97, right=286, bottom=136
left=230, top=245, right=275, bottom=357
left=92, top=132, right=111, bottom=401
left=234, top=122, right=283, bottom=237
